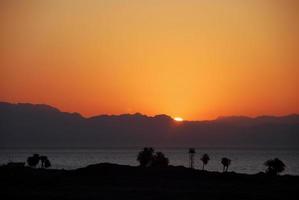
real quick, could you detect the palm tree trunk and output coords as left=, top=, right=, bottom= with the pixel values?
left=190, top=154, right=194, bottom=169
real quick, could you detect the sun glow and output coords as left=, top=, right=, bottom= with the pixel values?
left=0, top=1, right=298, bottom=120
left=174, top=117, right=184, bottom=122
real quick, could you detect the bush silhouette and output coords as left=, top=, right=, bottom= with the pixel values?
left=40, top=156, right=51, bottom=168
left=152, top=152, right=169, bottom=167
left=44, top=158, right=51, bottom=168
left=137, top=148, right=169, bottom=167
left=264, top=158, right=285, bottom=175
left=221, top=157, right=231, bottom=172
left=200, top=153, right=210, bottom=170
left=137, top=147, right=154, bottom=167
left=27, top=154, right=40, bottom=168
left=27, top=154, right=51, bottom=168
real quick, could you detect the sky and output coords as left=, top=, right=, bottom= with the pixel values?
left=0, top=0, right=298, bottom=120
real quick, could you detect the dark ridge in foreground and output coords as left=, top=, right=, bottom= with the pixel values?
left=1, top=163, right=298, bottom=200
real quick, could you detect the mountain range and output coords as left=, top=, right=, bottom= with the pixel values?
left=0, top=102, right=298, bottom=148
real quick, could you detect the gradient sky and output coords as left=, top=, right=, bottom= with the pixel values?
left=1, top=0, right=298, bottom=120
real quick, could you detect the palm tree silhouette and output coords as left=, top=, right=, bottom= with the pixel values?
left=188, top=148, right=196, bottom=169
left=200, top=153, right=210, bottom=170
left=264, top=158, right=285, bottom=175
left=137, top=147, right=154, bottom=167
left=221, top=157, right=231, bottom=172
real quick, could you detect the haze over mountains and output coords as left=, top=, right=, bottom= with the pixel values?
left=0, top=102, right=298, bottom=148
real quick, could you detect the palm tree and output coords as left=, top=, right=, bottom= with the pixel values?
left=188, top=148, right=196, bottom=169
left=221, top=157, right=231, bottom=172
left=27, top=154, right=40, bottom=168
left=137, top=147, right=154, bottom=167
left=264, top=158, right=285, bottom=175
left=200, top=153, right=210, bottom=170
left=152, top=152, right=169, bottom=167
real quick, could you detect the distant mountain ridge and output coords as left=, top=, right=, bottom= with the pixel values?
left=0, top=102, right=298, bottom=148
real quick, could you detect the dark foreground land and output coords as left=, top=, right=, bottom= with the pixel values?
left=1, top=163, right=298, bottom=200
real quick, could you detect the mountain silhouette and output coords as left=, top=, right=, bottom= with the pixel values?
left=0, top=102, right=298, bottom=148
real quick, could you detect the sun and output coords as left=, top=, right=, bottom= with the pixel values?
left=174, top=117, right=184, bottom=122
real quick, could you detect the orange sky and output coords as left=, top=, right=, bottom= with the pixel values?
left=0, top=0, right=298, bottom=120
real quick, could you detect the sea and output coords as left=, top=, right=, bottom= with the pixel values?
left=1, top=148, right=299, bottom=175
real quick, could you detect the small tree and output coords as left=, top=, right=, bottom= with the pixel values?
left=221, top=157, right=231, bottom=172
left=137, top=147, right=154, bottom=167
left=40, top=156, right=51, bottom=168
left=264, top=158, right=285, bottom=175
left=188, top=148, right=196, bottom=169
left=200, top=153, right=210, bottom=170
left=44, top=158, right=51, bottom=168
left=27, top=154, right=40, bottom=168
left=40, top=156, right=46, bottom=168
left=152, top=152, right=169, bottom=167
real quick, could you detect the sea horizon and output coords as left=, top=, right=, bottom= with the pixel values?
left=2, top=147, right=299, bottom=175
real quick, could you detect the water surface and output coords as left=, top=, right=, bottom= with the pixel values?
left=1, top=148, right=298, bottom=175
